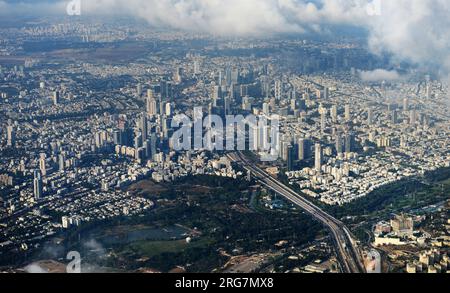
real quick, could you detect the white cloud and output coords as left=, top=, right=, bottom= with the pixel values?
left=359, top=69, right=402, bottom=82
left=1, top=0, right=450, bottom=79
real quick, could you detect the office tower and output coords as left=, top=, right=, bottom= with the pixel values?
left=367, top=108, right=374, bottom=125
left=165, top=102, right=172, bottom=117
left=33, top=170, right=43, bottom=200
left=137, top=83, right=142, bottom=97
left=147, top=96, right=158, bottom=117
left=139, top=114, right=148, bottom=141
left=290, top=99, right=297, bottom=111
left=113, top=130, right=121, bottom=145
left=59, top=153, right=65, bottom=172
left=321, top=111, right=327, bottom=133
left=345, top=104, right=351, bottom=121
left=160, top=80, right=168, bottom=99
left=53, top=91, right=60, bottom=106
left=262, top=102, right=270, bottom=115
left=218, top=70, right=224, bottom=86
left=287, top=145, right=294, bottom=171
left=242, top=96, right=251, bottom=111
left=331, top=105, right=338, bottom=123
left=174, top=67, right=183, bottom=83
left=249, top=123, right=259, bottom=151
left=314, top=143, right=323, bottom=172
left=225, top=67, right=232, bottom=86
left=297, top=138, right=306, bottom=161
left=150, top=133, right=158, bottom=160
left=275, top=80, right=282, bottom=100
left=161, top=117, right=169, bottom=139
left=410, top=108, right=417, bottom=125
left=335, top=135, right=343, bottom=154
left=134, top=132, right=142, bottom=151
left=231, top=68, right=239, bottom=84
left=224, top=96, right=231, bottom=116
left=193, top=60, right=201, bottom=75
left=344, top=132, right=353, bottom=154
left=94, top=132, right=103, bottom=148
left=212, top=85, right=221, bottom=107
left=391, top=110, right=398, bottom=124
left=403, top=98, right=409, bottom=111
left=147, top=89, right=154, bottom=100
left=426, top=83, right=431, bottom=99
left=6, top=125, right=14, bottom=147
left=323, top=87, right=329, bottom=100
left=280, top=140, right=291, bottom=161
left=39, top=153, right=47, bottom=177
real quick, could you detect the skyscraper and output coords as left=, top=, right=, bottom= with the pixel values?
left=275, top=80, right=282, bottom=100
left=336, top=135, right=343, bottom=154
left=367, top=108, right=374, bottom=125
left=345, top=104, right=351, bottom=121
left=287, top=145, right=294, bottom=171
left=344, top=132, right=354, bottom=154
left=147, top=96, right=158, bottom=117
left=6, top=125, right=14, bottom=147
left=59, top=153, right=65, bottom=172
left=314, top=143, right=322, bottom=172
left=212, top=85, right=221, bottom=107
left=139, top=114, right=148, bottom=141
left=331, top=105, right=338, bottom=123
left=321, top=111, right=327, bottom=133
left=297, top=138, right=306, bottom=161
left=53, top=91, right=60, bottom=106
left=39, top=153, right=47, bottom=177
left=33, top=170, right=43, bottom=200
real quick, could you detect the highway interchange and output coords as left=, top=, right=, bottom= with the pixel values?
left=227, top=151, right=365, bottom=273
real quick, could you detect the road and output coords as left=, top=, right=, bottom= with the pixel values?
left=228, top=151, right=365, bottom=273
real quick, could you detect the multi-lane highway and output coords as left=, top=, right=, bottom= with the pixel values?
left=228, top=151, right=365, bottom=273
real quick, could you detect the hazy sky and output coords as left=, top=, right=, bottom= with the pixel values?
left=1, top=0, right=450, bottom=78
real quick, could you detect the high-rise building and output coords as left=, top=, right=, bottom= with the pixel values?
left=147, top=96, right=158, bottom=117
left=287, top=145, right=294, bottom=171
left=33, top=170, right=43, bottom=200
left=262, top=102, right=270, bottom=115
left=323, top=87, right=329, bottom=100
left=321, top=111, right=327, bottom=133
left=391, top=110, right=398, bottom=124
left=53, top=91, right=60, bottom=106
left=274, top=80, right=282, bottom=100
left=344, top=132, right=354, bottom=154
left=39, top=153, right=47, bottom=177
left=314, top=143, right=322, bottom=172
left=403, top=98, right=409, bottom=111
left=147, top=89, right=154, bottom=100
left=367, top=108, right=374, bottom=125
left=335, top=135, right=343, bottom=154
left=212, top=85, right=221, bottom=107
left=139, top=114, right=148, bottom=141
left=165, top=102, right=172, bottom=117
left=6, top=125, right=14, bottom=147
left=331, top=105, right=338, bottom=123
left=59, top=153, right=65, bottom=172
left=410, top=108, right=417, bottom=125
left=297, top=138, right=306, bottom=161
left=345, top=104, right=351, bottom=121
left=137, top=83, right=143, bottom=97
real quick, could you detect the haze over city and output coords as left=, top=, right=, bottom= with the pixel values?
left=0, top=0, right=448, bottom=278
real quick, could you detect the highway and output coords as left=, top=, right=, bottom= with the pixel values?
left=228, top=151, right=365, bottom=273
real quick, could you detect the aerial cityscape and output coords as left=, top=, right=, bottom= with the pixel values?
left=0, top=0, right=449, bottom=277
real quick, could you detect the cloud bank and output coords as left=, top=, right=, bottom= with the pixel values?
left=359, top=69, right=402, bottom=82
left=1, top=0, right=450, bottom=79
